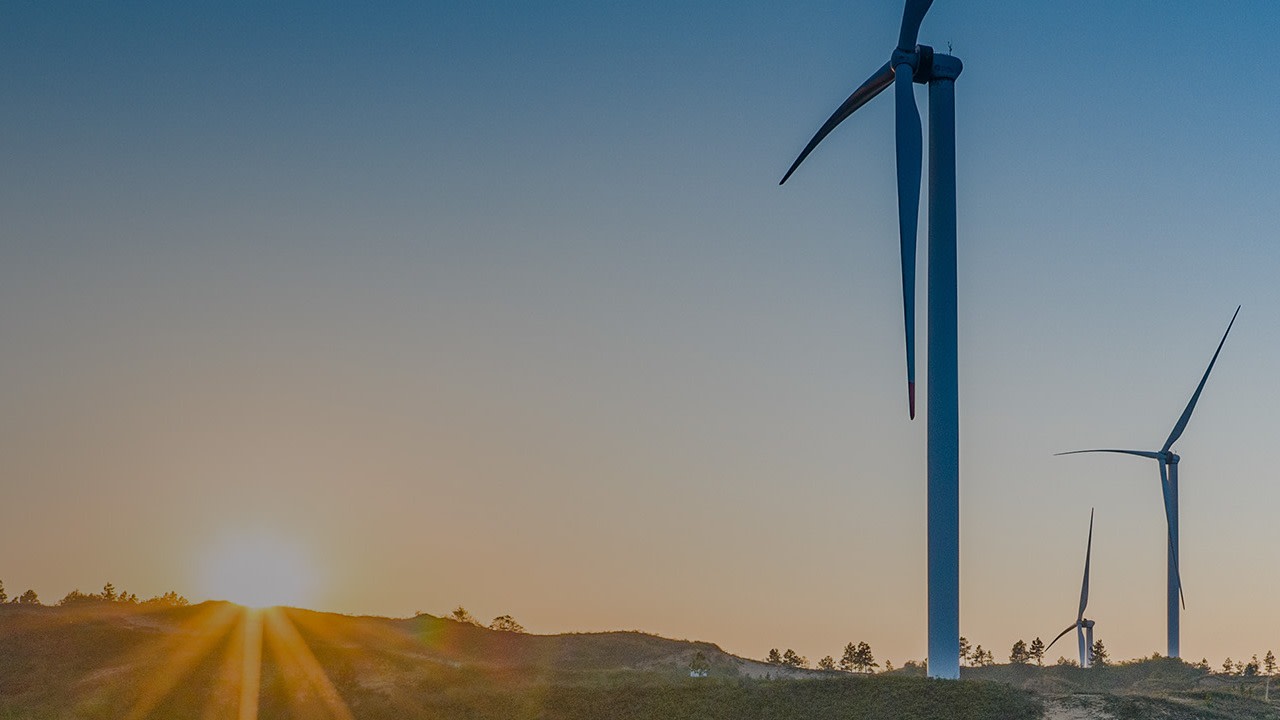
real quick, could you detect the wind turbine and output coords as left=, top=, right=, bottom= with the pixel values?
left=779, top=0, right=964, bottom=679
left=1058, top=305, right=1239, bottom=659
left=1046, top=509, right=1097, bottom=668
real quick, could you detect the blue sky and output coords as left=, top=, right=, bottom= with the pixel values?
left=2, top=1, right=1279, bottom=666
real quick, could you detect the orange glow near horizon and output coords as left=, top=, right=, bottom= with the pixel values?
left=108, top=605, right=353, bottom=720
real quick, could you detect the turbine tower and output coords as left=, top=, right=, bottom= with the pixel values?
left=1058, top=306, right=1239, bottom=659
left=779, top=0, right=963, bottom=678
left=1046, top=509, right=1097, bottom=668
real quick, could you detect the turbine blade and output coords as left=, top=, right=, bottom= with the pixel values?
left=1078, top=508, right=1093, bottom=621
left=1162, top=305, right=1240, bottom=452
left=897, top=0, right=935, bottom=51
left=779, top=62, right=894, bottom=185
left=1045, top=623, right=1077, bottom=653
left=894, top=63, right=921, bottom=419
left=1159, top=461, right=1187, bottom=609
left=1055, top=449, right=1163, bottom=460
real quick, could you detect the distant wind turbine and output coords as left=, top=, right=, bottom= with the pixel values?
left=779, top=0, right=965, bottom=680
left=1046, top=509, right=1096, bottom=668
left=1057, top=306, right=1239, bottom=659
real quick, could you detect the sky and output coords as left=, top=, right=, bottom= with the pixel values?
left=3, top=0, right=1280, bottom=668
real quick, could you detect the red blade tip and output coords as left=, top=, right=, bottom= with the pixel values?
left=908, top=381, right=916, bottom=420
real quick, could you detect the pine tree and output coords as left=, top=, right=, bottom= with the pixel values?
left=782, top=649, right=808, bottom=668
left=1264, top=650, right=1276, bottom=675
left=1010, top=639, right=1030, bottom=664
left=817, top=655, right=836, bottom=671
left=1029, top=637, right=1046, bottom=666
left=959, top=636, right=972, bottom=666
left=767, top=648, right=783, bottom=665
left=1223, top=657, right=1235, bottom=674
left=852, top=641, right=879, bottom=673
left=0, top=579, right=6, bottom=604
left=450, top=606, right=480, bottom=626
left=1090, top=640, right=1108, bottom=667
left=972, top=645, right=989, bottom=667
left=839, top=643, right=856, bottom=672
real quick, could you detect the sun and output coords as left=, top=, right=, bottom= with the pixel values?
left=200, top=532, right=317, bottom=609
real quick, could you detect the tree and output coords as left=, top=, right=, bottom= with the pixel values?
left=972, top=645, right=993, bottom=667
left=143, top=591, right=188, bottom=607
left=1196, top=658, right=1211, bottom=672
left=1010, top=639, right=1030, bottom=665
left=839, top=643, right=856, bottom=672
left=488, top=615, right=525, bottom=633
left=1264, top=650, right=1276, bottom=675
left=850, top=641, right=878, bottom=673
left=959, top=636, right=972, bottom=666
left=1223, top=657, right=1236, bottom=674
left=817, top=655, right=836, bottom=671
left=767, top=648, right=783, bottom=665
left=0, top=579, right=6, bottom=603
left=1244, top=656, right=1260, bottom=677
left=782, top=649, right=808, bottom=669
left=450, top=606, right=480, bottom=626
left=16, top=589, right=39, bottom=605
left=1056, top=656, right=1079, bottom=667
left=1029, top=637, right=1046, bottom=666
left=101, top=582, right=117, bottom=602
left=883, top=659, right=894, bottom=672
left=58, top=589, right=99, bottom=606
left=1090, top=640, right=1108, bottom=667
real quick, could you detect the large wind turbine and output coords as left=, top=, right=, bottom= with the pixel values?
left=1058, top=306, right=1239, bottom=659
left=779, top=0, right=964, bottom=679
left=1046, top=509, right=1097, bottom=668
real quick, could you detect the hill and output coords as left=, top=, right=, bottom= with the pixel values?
left=1, top=601, right=1274, bottom=719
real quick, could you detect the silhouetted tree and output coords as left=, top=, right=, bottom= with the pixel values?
left=838, top=643, right=856, bottom=672
left=817, top=655, right=836, bottom=671
left=1090, top=640, right=1108, bottom=667
left=0, top=579, right=6, bottom=603
left=1056, top=656, right=1079, bottom=667
left=488, top=615, right=525, bottom=633
left=972, top=645, right=993, bottom=666
left=782, top=649, right=808, bottom=668
left=767, top=648, right=783, bottom=665
left=143, top=591, right=188, bottom=607
left=16, top=589, right=39, bottom=605
left=1245, top=656, right=1260, bottom=677
left=958, top=636, right=972, bottom=666
left=1010, top=639, right=1030, bottom=664
left=450, top=606, right=480, bottom=626
left=1196, top=658, right=1211, bottom=672
left=58, top=589, right=98, bottom=606
left=883, top=659, right=894, bottom=672
left=1264, top=650, right=1276, bottom=675
left=1224, top=657, right=1236, bottom=674
left=101, top=582, right=117, bottom=602
left=848, top=642, right=878, bottom=673
left=1029, top=637, right=1046, bottom=666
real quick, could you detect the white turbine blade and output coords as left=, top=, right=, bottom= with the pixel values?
left=1056, top=449, right=1162, bottom=460
left=1078, top=509, right=1093, bottom=620
left=1044, top=622, right=1077, bottom=653
left=1159, top=461, right=1186, bottom=609
left=1162, top=305, right=1239, bottom=452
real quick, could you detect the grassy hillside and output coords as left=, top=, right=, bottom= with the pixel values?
left=6, top=602, right=1277, bottom=719
left=0, top=602, right=1040, bottom=720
